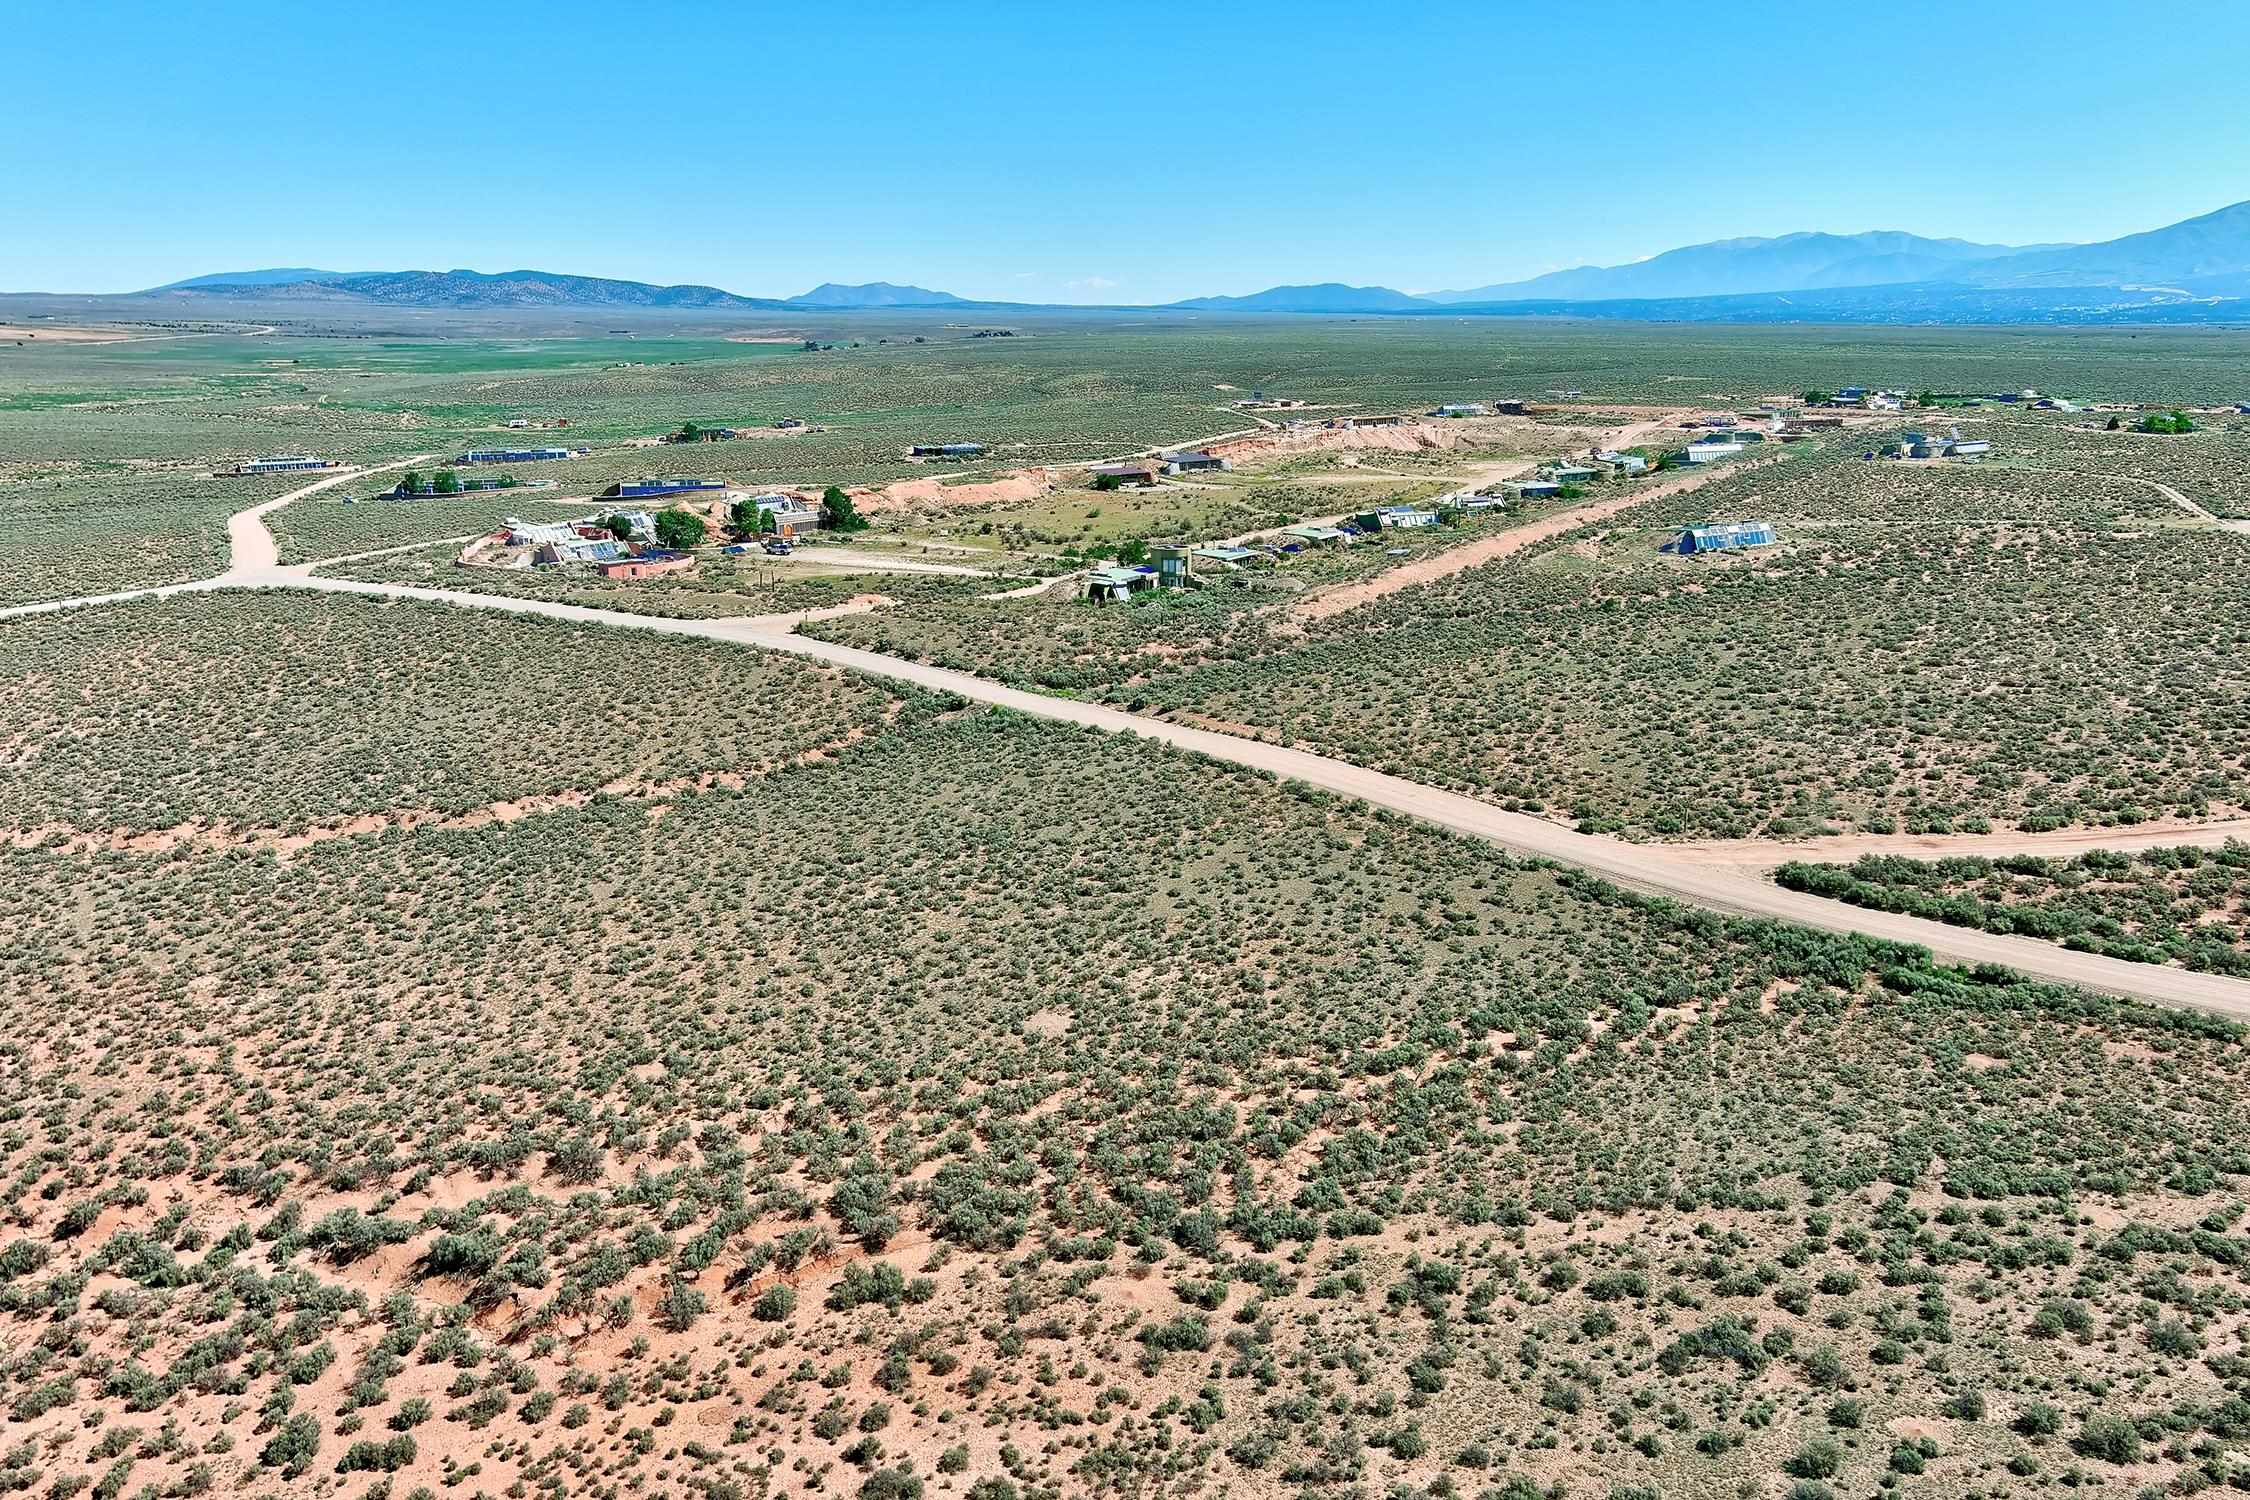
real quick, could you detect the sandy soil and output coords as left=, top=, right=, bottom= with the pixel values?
left=1203, top=419, right=1464, bottom=464
left=861, top=467, right=1057, bottom=512
left=0, top=322, right=136, bottom=342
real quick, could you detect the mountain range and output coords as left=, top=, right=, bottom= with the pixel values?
left=103, top=198, right=2250, bottom=324
left=1201, top=200, right=2250, bottom=313
left=1422, top=231, right=2056, bottom=304
left=144, top=268, right=970, bottom=311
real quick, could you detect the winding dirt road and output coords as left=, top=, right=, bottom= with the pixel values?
left=7, top=471, right=2250, bottom=1020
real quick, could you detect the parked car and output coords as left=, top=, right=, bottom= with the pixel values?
left=762, top=539, right=793, bottom=555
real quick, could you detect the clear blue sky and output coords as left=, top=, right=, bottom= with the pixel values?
left=11, top=0, right=2248, bottom=302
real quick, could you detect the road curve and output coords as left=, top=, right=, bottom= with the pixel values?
left=249, top=570, right=2250, bottom=1019
left=9, top=471, right=2250, bottom=1020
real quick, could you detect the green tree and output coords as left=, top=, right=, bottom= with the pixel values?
left=729, top=497, right=760, bottom=535
left=821, top=485, right=868, bottom=532
left=678, top=422, right=701, bottom=442
left=653, top=509, right=706, bottom=550
left=1803, top=390, right=1833, bottom=405
left=397, top=471, right=421, bottom=496
left=1092, top=472, right=1124, bottom=492
left=432, top=469, right=460, bottom=495
left=604, top=513, right=633, bottom=541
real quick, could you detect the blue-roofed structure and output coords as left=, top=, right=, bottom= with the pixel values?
left=603, top=478, right=728, bottom=500
left=1677, top=520, right=1777, bottom=555
left=456, top=446, right=583, bottom=464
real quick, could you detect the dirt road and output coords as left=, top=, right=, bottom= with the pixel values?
left=2006, top=464, right=2250, bottom=536
left=0, top=458, right=428, bottom=623
left=1674, top=818, right=2250, bottom=872
left=207, top=563, right=2241, bottom=1018
left=1288, top=455, right=1775, bottom=625
left=226, top=456, right=431, bottom=573
left=8, top=464, right=2250, bottom=1020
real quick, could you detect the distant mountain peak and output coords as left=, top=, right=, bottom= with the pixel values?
left=785, top=282, right=965, bottom=307
left=1166, top=282, right=1433, bottom=313
left=148, top=268, right=356, bottom=292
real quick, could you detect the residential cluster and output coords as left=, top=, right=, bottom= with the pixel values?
left=1082, top=487, right=1536, bottom=603
left=1877, top=428, right=1993, bottom=461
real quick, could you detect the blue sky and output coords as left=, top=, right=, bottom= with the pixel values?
left=11, top=0, right=2248, bottom=302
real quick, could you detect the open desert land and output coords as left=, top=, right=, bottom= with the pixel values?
left=10, top=314, right=2250, bottom=1500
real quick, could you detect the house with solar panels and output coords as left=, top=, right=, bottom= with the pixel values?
left=1676, top=520, right=1777, bottom=555
left=599, top=478, right=728, bottom=500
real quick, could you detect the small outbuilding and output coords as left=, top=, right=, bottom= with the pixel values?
left=1091, top=462, right=1163, bottom=487
left=1357, top=505, right=1439, bottom=531
left=1165, top=450, right=1229, bottom=473
left=597, top=549, right=696, bottom=579
left=1086, top=565, right=1154, bottom=602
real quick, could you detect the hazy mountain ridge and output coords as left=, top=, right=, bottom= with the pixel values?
left=101, top=198, right=2250, bottom=323
left=786, top=282, right=965, bottom=307
left=150, top=268, right=364, bottom=291
left=1949, top=200, right=2250, bottom=289
left=1426, top=231, right=2050, bottom=303
left=1165, top=283, right=1433, bottom=313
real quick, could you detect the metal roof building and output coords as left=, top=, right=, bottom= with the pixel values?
left=605, top=479, right=727, bottom=499
left=456, top=446, right=583, bottom=464
left=241, top=454, right=336, bottom=473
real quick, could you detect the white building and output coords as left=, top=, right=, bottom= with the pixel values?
left=506, top=518, right=589, bottom=549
